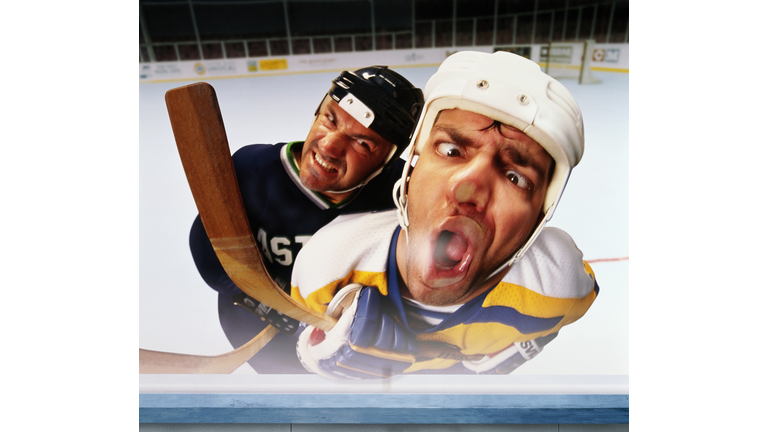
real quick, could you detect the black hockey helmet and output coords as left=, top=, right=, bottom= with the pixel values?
left=318, top=66, right=424, bottom=163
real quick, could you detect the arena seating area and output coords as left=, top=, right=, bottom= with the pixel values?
left=139, top=0, right=628, bottom=63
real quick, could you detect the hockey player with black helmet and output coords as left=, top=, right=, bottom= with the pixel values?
left=188, top=66, right=424, bottom=373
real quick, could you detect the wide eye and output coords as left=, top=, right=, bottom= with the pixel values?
left=436, top=142, right=462, bottom=157
left=506, top=170, right=531, bottom=190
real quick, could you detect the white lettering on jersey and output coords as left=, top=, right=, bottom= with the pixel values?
left=257, top=231, right=314, bottom=267
left=271, top=237, right=292, bottom=266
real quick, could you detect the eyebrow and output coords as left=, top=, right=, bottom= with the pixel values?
left=431, top=123, right=476, bottom=149
left=432, top=122, right=550, bottom=183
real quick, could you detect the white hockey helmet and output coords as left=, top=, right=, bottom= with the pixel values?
left=394, top=50, right=585, bottom=277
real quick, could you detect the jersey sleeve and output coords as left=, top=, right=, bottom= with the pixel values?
left=188, top=214, right=242, bottom=295
left=290, top=211, right=399, bottom=314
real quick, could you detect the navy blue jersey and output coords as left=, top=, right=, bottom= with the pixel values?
left=189, top=141, right=405, bottom=295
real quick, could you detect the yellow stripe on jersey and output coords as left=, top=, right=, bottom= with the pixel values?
left=414, top=321, right=544, bottom=355
left=583, top=260, right=595, bottom=281
left=404, top=314, right=591, bottom=373
left=291, top=270, right=388, bottom=314
left=484, top=283, right=591, bottom=319
left=484, top=260, right=595, bottom=316
left=404, top=357, right=459, bottom=373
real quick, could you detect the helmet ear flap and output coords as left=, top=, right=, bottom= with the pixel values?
left=327, top=66, right=424, bottom=160
left=411, top=102, right=423, bottom=120
left=394, top=136, right=420, bottom=238
left=313, top=93, right=328, bottom=117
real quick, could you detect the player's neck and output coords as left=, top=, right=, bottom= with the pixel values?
left=319, top=190, right=354, bottom=204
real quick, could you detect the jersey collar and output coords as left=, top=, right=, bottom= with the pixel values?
left=280, top=141, right=355, bottom=210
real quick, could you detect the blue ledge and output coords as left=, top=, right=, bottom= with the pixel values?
left=139, top=393, right=629, bottom=424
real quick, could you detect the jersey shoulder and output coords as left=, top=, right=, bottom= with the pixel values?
left=231, top=143, right=285, bottom=173
left=501, top=227, right=595, bottom=299
left=291, top=210, right=399, bottom=301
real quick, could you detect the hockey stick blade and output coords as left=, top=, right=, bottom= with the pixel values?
left=165, top=82, right=336, bottom=331
left=139, top=325, right=280, bottom=374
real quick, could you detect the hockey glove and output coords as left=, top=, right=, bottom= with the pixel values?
left=461, top=332, right=558, bottom=374
left=296, top=284, right=419, bottom=379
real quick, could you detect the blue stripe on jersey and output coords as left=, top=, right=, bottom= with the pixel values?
left=385, top=227, right=417, bottom=331
left=402, top=303, right=452, bottom=333
left=460, top=305, right=563, bottom=334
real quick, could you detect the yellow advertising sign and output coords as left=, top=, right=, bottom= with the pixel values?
left=259, top=58, right=288, bottom=71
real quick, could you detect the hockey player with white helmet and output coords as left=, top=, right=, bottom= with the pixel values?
left=188, top=66, right=424, bottom=373
left=291, top=51, right=598, bottom=378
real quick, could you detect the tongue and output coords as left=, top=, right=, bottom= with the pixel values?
left=435, top=231, right=468, bottom=268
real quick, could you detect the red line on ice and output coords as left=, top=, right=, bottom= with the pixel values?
left=586, top=256, right=629, bottom=264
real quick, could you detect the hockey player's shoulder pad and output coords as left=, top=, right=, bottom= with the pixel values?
left=501, top=227, right=596, bottom=299
left=291, top=210, right=400, bottom=313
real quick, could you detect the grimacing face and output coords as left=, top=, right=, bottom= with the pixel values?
left=298, top=97, right=393, bottom=203
left=396, top=109, right=554, bottom=306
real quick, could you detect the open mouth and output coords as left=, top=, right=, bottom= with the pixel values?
left=434, top=230, right=469, bottom=270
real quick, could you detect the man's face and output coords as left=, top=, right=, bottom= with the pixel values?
left=396, top=109, right=554, bottom=306
left=299, top=98, right=393, bottom=202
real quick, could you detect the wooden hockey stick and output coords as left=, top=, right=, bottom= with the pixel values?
left=139, top=325, right=280, bottom=374
left=165, top=82, right=337, bottom=331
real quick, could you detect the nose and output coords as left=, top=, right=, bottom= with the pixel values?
left=317, top=131, right=345, bottom=159
left=449, top=155, right=492, bottom=212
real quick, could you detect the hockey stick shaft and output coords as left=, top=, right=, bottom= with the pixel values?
left=139, top=325, right=279, bottom=374
left=165, top=82, right=337, bottom=331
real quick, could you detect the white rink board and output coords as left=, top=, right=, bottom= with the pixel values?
left=139, top=45, right=629, bottom=83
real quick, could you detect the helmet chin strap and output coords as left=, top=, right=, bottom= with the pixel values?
left=322, top=182, right=367, bottom=195
left=393, top=146, right=419, bottom=244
